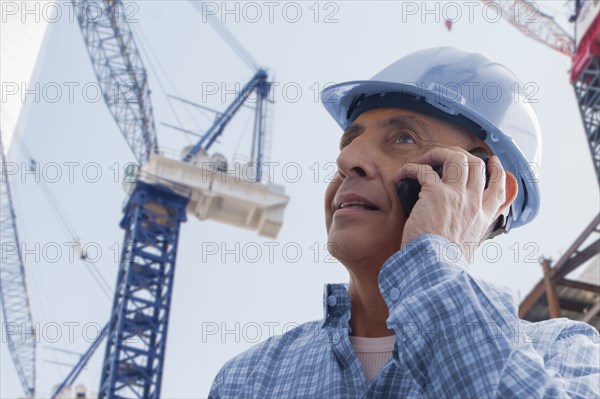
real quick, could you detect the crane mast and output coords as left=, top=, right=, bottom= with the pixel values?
left=0, top=132, right=36, bottom=398
left=72, top=1, right=187, bottom=396
left=98, top=182, right=188, bottom=398
left=573, top=56, right=600, bottom=184
left=571, top=1, right=600, bottom=185
left=65, top=1, right=288, bottom=397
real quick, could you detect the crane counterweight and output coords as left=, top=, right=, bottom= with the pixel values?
left=141, top=153, right=289, bottom=238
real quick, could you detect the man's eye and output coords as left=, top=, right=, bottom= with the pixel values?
left=394, top=133, right=415, bottom=144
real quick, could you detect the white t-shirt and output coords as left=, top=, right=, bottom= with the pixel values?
left=349, top=335, right=396, bottom=383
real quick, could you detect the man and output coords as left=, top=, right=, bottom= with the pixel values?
left=209, top=47, right=600, bottom=398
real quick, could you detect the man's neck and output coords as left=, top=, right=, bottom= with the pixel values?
left=347, top=272, right=394, bottom=338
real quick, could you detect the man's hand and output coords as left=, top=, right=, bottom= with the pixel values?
left=396, top=147, right=507, bottom=263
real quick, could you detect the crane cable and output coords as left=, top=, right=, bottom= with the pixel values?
left=7, top=129, right=112, bottom=300
left=132, top=2, right=265, bottom=153
left=132, top=21, right=213, bottom=144
left=188, top=1, right=260, bottom=72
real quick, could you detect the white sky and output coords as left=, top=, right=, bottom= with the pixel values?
left=1, top=1, right=599, bottom=398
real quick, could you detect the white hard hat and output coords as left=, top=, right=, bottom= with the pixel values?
left=321, top=46, right=542, bottom=230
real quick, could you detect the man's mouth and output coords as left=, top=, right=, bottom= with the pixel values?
left=334, top=194, right=380, bottom=212
left=338, top=202, right=379, bottom=211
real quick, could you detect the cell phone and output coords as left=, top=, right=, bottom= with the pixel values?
left=396, top=148, right=490, bottom=216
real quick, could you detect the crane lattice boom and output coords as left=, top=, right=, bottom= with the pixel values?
left=73, top=0, right=157, bottom=163
left=481, top=0, right=574, bottom=56
left=0, top=132, right=36, bottom=398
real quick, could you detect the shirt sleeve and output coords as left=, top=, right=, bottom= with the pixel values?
left=378, top=234, right=600, bottom=399
left=208, top=368, right=221, bottom=399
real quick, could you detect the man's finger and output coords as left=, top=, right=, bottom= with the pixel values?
left=482, top=155, right=506, bottom=214
left=413, top=147, right=471, bottom=187
left=465, top=154, right=487, bottom=193
left=397, top=163, right=443, bottom=187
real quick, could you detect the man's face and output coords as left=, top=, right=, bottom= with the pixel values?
left=324, top=107, right=490, bottom=267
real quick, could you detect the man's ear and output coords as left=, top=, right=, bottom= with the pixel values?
left=497, top=171, right=518, bottom=217
left=484, top=170, right=519, bottom=241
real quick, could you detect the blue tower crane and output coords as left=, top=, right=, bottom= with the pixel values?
left=60, top=1, right=288, bottom=397
left=70, top=1, right=185, bottom=396
left=0, top=131, right=36, bottom=398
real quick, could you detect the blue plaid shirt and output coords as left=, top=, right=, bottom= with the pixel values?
left=209, top=235, right=600, bottom=398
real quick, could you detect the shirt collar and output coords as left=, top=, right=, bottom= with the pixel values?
left=321, top=283, right=352, bottom=332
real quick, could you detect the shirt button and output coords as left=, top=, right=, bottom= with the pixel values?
left=332, top=332, right=341, bottom=344
left=327, top=295, right=337, bottom=307
left=390, top=287, right=401, bottom=301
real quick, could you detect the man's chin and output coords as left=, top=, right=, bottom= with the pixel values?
left=327, top=231, right=382, bottom=263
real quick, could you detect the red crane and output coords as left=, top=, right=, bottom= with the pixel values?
left=481, top=0, right=599, bottom=182
left=483, top=0, right=600, bottom=329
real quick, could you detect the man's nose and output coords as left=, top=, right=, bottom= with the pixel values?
left=336, top=134, right=378, bottom=180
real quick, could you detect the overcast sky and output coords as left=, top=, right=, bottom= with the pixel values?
left=1, top=1, right=599, bottom=397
